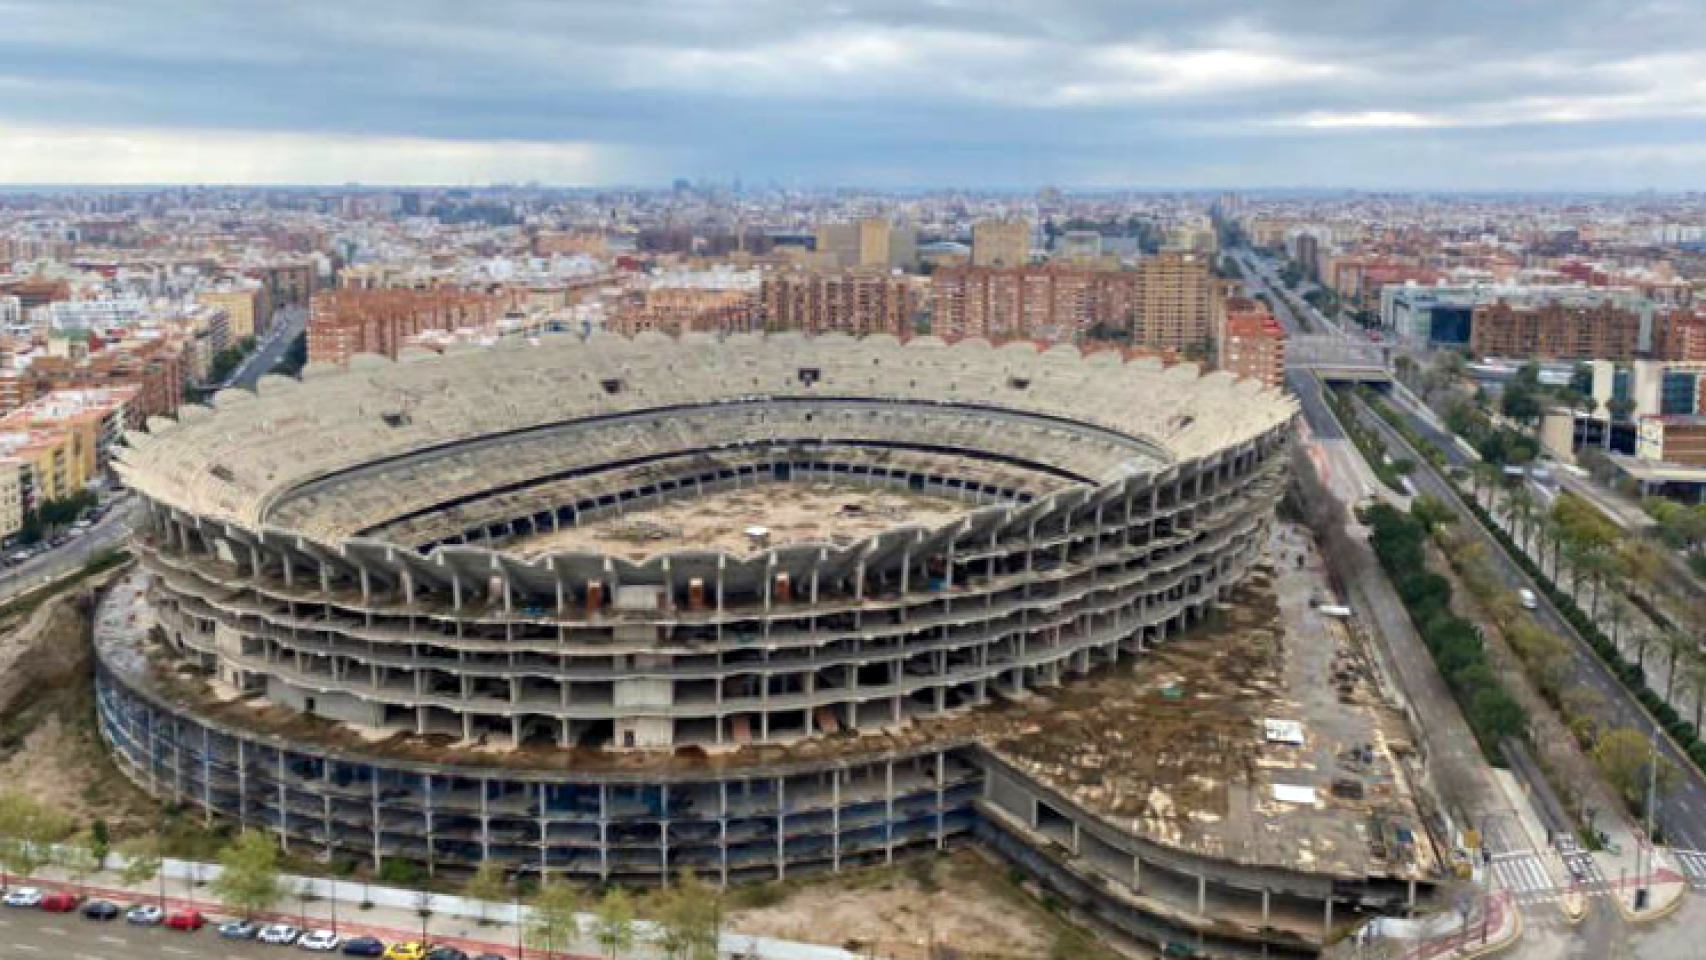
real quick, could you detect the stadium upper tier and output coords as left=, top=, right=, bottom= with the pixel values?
left=118, top=332, right=1294, bottom=553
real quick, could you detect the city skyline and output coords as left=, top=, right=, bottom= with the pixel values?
left=6, top=0, right=1706, bottom=190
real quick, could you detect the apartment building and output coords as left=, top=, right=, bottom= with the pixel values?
left=608, top=287, right=758, bottom=337
left=1470, top=299, right=1645, bottom=360
left=197, top=282, right=271, bottom=341
left=814, top=217, right=918, bottom=271
left=971, top=219, right=1030, bottom=268
left=26, top=339, right=183, bottom=425
left=0, top=459, right=24, bottom=543
left=759, top=271, right=921, bottom=336
left=931, top=253, right=1218, bottom=352
left=308, top=288, right=511, bottom=364
left=1220, top=298, right=1287, bottom=390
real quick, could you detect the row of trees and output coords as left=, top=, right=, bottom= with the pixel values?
left=0, top=792, right=723, bottom=960
left=1430, top=513, right=1675, bottom=819
left=207, top=336, right=259, bottom=386
left=217, top=834, right=722, bottom=960
left=1364, top=501, right=1528, bottom=753
left=13, top=488, right=99, bottom=546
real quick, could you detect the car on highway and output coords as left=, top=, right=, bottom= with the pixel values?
left=382, top=942, right=429, bottom=960
left=165, top=909, right=207, bottom=931
left=40, top=892, right=80, bottom=912
left=3, top=887, right=42, bottom=907
left=1519, top=588, right=1539, bottom=610
left=340, top=935, right=387, bottom=956
left=299, top=929, right=342, bottom=951
left=260, top=923, right=304, bottom=945
left=127, top=903, right=164, bottom=924
left=218, top=918, right=261, bottom=938
left=424, top=947, right=468, bottom=960
left=472, top=953, right=510, bottom=960
left=81, top=899, right=120, bottom=920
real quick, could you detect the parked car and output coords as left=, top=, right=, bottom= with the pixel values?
left=127, top=903, right=165, bottom=925
left=81, top=900, right=121, bottom=920
left=1519, top=588, right=1538, bottom=610
left=299, top=930, right=342, bottom=952
left=218, top=919, right=261, bottom=939
left=425, top=948, right=468, bottom=960
left=260, top=923, right=303, bottom=945
left=340, top=936, right=387, bottom=957
left=472, top=954, right=510, bottom=960
left=382, top=942, right=429, bottom=960
left=40, top=892, right=80, bottom=913
left=165, top=910, right=207, bottom=931
left=3, top=887, right=42, bottom=907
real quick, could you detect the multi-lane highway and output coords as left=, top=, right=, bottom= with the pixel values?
left=1349, top=387, right=1706, bottom=855
left=226, top=307, right=307, bottom=391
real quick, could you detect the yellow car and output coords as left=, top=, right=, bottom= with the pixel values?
left=383, top=943, right=428, bottom=960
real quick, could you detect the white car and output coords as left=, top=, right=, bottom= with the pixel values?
left=258, top=923, right=302, bottom=945
left=297, top=930, right=341, bottom=951
left=127, top=903, right=165, bottom=924
left=3, top=887, right=42, bottom=907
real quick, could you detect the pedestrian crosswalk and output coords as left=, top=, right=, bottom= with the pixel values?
left=1490, top=850, right=1614, bottom=906
left=1490, top=853, right=1554, bottom=902
left=1672, top=849, right=1706, bottom=887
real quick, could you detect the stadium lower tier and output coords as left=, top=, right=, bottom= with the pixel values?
left=95, top=646, right=1423, bottom=960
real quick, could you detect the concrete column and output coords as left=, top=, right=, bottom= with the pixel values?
left=1323, top=897, right=1334, bottom=937
left=1262, top=889, right=1270, bottom=925
left=1197, top=873, right=1206, bottom=915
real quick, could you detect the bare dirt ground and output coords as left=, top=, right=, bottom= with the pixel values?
left=511, top=482, right=970, bottom=559
left=0, top=574, right=160, bottom=833
left=723, top=849, right=1109, bottom=960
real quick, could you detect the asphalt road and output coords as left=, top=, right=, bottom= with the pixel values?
left=227, top=307, right=307, bottom=391
left=1351, top=390, right=1706, bottom=853
left=0, top=496, right=140, bottom=604
left=0, top=904, right=310, bottom=960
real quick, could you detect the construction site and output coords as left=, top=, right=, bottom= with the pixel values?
left=89, top=332, right=1443, bottom=957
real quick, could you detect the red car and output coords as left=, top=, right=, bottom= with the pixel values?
left=164, top=910, right=206, bottom=931
left=40, top=892, right=80, bottom=913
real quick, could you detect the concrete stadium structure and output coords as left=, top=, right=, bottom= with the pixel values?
left=89, top=332, right=1418, bottom=958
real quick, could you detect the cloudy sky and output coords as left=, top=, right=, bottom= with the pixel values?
left=2, top=0, right=1704, bottom=189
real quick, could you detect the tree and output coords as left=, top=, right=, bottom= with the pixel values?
left=60, top=837, right=101, bottom=896
left=1411, top=495, right=1456, bottom=534
left=1592, top=727, right=1672, bottom=813
left=653, top=870, right=722, bottom=960
left=526, top=880, right=583, bottom=956
left=211, top=831, right=281, bottom=919
left=462, top=859, right=509, bottom=925
left=0, top=791, right=74, bottom=888
left=593, top=887, right=637, bottom=960
left=117, top=835, right=166, bottom=907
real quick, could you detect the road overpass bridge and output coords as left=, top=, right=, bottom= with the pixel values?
left=1287, top=335, right=1391, bottom=384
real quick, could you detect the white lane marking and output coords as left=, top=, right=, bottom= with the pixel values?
left=13, top=946, right=39, bottom=954
left=96, top=936, right=126, bottom=945
left=74, top=954, right=105, bottom=960
left=39, top=927, right=64, bottom=935
left=160, top=948, right=192, bottom=957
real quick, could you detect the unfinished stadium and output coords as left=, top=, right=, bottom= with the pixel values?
left=93, top=332, right=1440, bottom=957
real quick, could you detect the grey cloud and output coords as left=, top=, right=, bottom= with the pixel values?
left=3, top=0, right=1706, bottom=187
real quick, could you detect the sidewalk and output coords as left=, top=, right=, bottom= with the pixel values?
left=6, top=857, right=861, bottom=960
left=1383, top=892, right=1521, bottom=960
left=1591, top=831, right=1688, bottom=924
